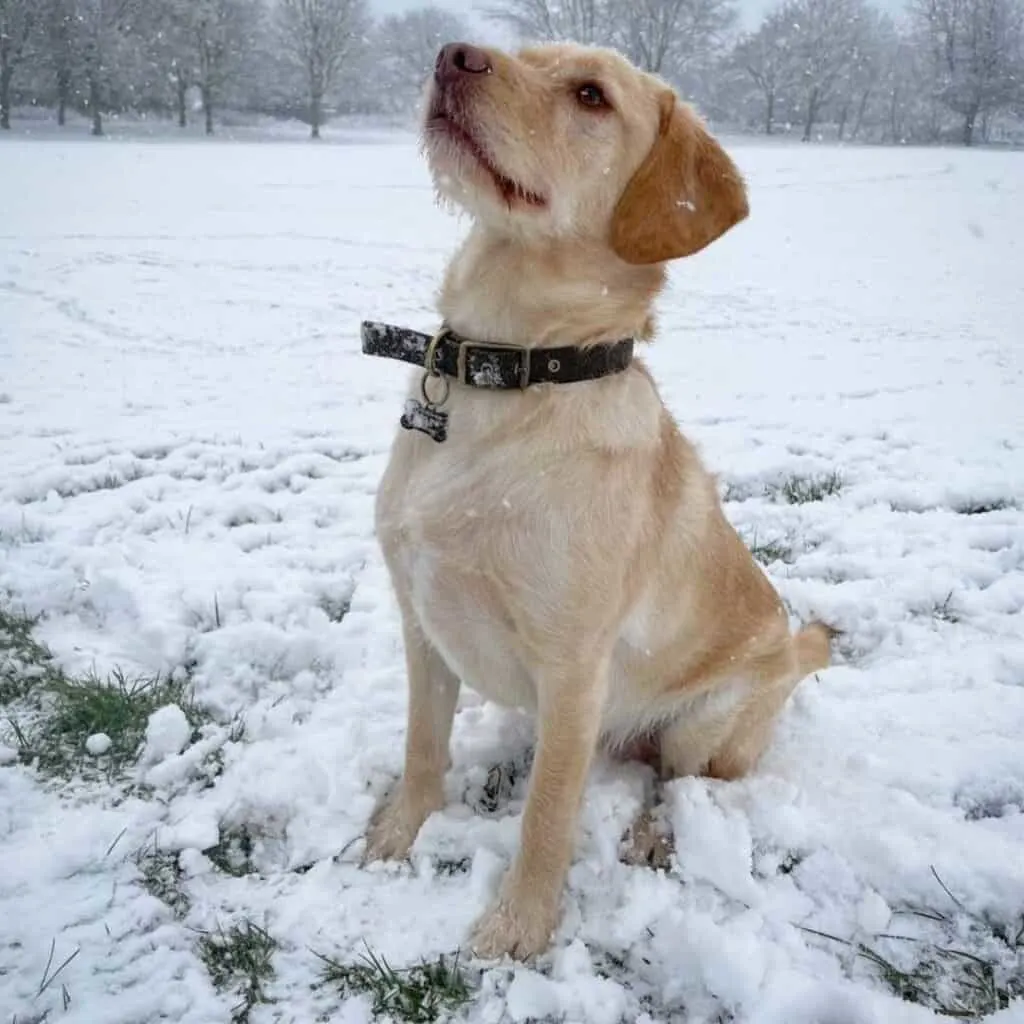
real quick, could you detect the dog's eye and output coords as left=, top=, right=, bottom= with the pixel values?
left=576, top=83, right=608, bottom=109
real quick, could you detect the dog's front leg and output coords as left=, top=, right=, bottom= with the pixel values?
left=471, top=656, right=608, bottom=960
left=364, top=599, right=460, bottom=862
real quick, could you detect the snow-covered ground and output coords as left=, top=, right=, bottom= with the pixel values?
left=1, top=131, right=1023, bottom=1023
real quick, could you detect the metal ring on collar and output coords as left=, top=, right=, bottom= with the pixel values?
left=423, top=325, right=450, bottom=378
left=420, top=370, right=450, bottom=407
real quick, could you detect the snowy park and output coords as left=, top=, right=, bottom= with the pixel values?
left=1, top=124, right=1022, bottom=1023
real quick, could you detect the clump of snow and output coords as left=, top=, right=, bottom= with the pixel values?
left=140, top=705, right=191, bottom=765
left=856, top=889, right=892, bottom=933
left=85, top=732, right=112, bottom=756
left=164, top=813, right=221, bottom=854
left=0, top=744, right=17, bottom=765
left=505, top=971, right=561, bottom=1020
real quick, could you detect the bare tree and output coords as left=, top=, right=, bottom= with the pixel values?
left=44, top=0, right=78, bottom=126
left=875, top=28, right=935, bottom=141
left=486, top=0, right=611, bottom=44
left=191, top=0, right=260, bottom=135
left=832, top=8, right=890, bottom=139
left=731, top=7, right=801, bottom=133
left=614, top=0, right=736, bottom=76
left=142, top=0, right=195, bottom=128
left=781, top=0, right=873, bottom=140
left=76, top=0, right=144, bottom=135
left=278, top=0, right=368, bottom=138
left=0, top=0, right=38, bottom=129
left=912, top=0, right=1024, bottom=143
left=373, top=5, right=471, bottom=115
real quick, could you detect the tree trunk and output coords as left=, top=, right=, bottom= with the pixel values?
left=837, top=103, right=849, bottom=141
left=176, top=72, right=187, bottom=128
left=0, top=66, right=12, bottom=131
left=57, top=68, right=70, bottom=126
left=202, top=85, right=214, bottom=135
left=802, top=88, right=819, bottom=142
left=89, top=70, right=103, bottom=136
left=310, top=88, right=322, bottom=139
left=765, top=91, right=775, bottom=135
left=851, top=87, right=871, bottom=140
left=962, top=107, right=977, bottom=146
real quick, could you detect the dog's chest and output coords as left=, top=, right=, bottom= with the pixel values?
left=379, top=435, right=542, bottom=710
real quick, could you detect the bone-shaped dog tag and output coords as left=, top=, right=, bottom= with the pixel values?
left=400, top=398, right=449, bottom=443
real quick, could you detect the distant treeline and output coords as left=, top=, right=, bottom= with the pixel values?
left=1, top=0, right=1022, bottom=144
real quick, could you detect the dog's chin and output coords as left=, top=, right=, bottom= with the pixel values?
left=423, top=115, right=546, bottom=214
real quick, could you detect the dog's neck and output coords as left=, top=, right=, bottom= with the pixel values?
left=438, top=225, right=665, bottom=350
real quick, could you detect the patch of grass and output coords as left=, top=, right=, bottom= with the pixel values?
left=805, top=926, right=1021, bottom=1017
left=754, top=845, right=806, bottom=879
left=721, top=481, right=749, bottom=503
left=315, top=945, right=472, bottom=1024
left=479, top=762, right=515, bottom=814
left=195, top=715, right=246, bottom=791
left=197, top=920, right=277, bottom=1024
left=10, top=938, right=81, bottom=1021
left=317, top=593, right=352, bottom=624
left=1, top=607, right=59, bottom=705
left=21, top=668, right=200, bottom=778
left=207, top=825, right=256, bottom=877
left=775, top=471, right=844, bottom=505
left=802, top=868, right=1024, bottom=1019
left=472, top=749, right=533, bottom=815
left=312, top=446, right=364, bottom=464
left=135, top=838, right=190, bottom=919
left=37, top=938, right=80, bottom=1000
left=2, top=604, right=206, bottom=780
left=932, top=591, right=961, bottom=624
left=434, top=857, right=472, bottom=876
left=22, top=463, right=149, bottom=502
left=747, top=535, right=793, bottom=566
left=0, top=519, right=48, bottom=546
left=777, top=851, right=805, bottom=876
left=956, top=783, right=1022, bottom=822
left=955, top=498, right=1014, bottom=516
left=224, top=508, right=283, bottom=529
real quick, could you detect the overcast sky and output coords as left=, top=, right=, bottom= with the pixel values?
left=368, top=0, right=905, bottom=37
left=367, top=0, right=785, bottom=34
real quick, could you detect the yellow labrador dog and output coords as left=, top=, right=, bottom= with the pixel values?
left=362, top=40, right=830, bottom=960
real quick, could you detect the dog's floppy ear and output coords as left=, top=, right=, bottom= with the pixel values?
left=610, top=92, right=748, bottom=265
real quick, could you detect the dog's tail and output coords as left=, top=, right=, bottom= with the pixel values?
left=794, top=622, right=834, bottom=676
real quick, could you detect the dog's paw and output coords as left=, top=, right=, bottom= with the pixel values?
left=470, top=890, right=557, bottom=961
left=620, top=808, right=674, bottom=870
left=362, top=789, right=430, bottom=863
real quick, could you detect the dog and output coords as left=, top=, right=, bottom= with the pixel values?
left=362, top=40, right=831, bottom=961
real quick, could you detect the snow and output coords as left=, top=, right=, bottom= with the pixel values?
left=1, top=131, right=1023, bottom=1023
left=85, top=732, right=112, bottom=756
left=140, top=704, right=192, bottom=766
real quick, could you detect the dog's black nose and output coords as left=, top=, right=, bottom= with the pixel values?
left=435, top=43, right=492, bottom=85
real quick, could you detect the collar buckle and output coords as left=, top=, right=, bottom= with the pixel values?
left=457, top=340, right=532, bottom=390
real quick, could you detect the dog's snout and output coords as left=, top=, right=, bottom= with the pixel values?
left=435, top=42, right=492, bottom=85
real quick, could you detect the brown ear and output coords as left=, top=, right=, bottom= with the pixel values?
left=610, top=92, right=749, bottom=265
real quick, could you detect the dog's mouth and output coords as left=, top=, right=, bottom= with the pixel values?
left=425, top=106, right=546, bottom=209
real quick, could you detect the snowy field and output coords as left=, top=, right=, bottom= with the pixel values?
left=1, top=131, right=1023, bottom=1024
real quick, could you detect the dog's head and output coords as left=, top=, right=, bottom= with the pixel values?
left=421, top=41, right=748, bottom=264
